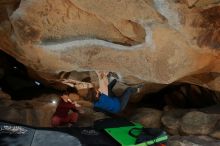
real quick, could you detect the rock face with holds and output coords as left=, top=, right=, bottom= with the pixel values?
left=0, top=0, right=219, bottom=95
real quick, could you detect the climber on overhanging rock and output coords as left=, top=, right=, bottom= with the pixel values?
left=72, top=71, right=143, bottom=114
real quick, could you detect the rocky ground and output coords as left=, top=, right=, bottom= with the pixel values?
left=1, top=90, right=220, bottom=146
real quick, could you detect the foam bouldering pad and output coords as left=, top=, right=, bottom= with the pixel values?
left=105, top=123, right=168, bottom=146
left=0, top=121, right=118, bottom=146
left=105, top=123, right=144, bottom=146
left=0, top=121, right=35, bottom=146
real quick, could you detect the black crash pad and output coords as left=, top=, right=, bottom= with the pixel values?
left=0, top=121, right=118, bottom=146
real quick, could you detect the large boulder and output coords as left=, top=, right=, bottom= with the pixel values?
left=130, top=108, right=162, bottom=128
left=0, top=93, right=58, bottom=127
left=168, top=135, right=220, bottom=146
left=180, top=111, right=220, bottom=135
left=209, top=120, right=220, bottom=139
left=161, top=109, right=188, bottom=135
left=0, top=0, right=219, bottom=97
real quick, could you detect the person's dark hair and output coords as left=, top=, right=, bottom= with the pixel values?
left=63, top=87, right=78, bottom=95
left=86, top=88, right=99, bottom=101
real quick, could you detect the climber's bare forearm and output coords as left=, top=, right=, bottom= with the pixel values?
left=96, top=71, right=109, bottom=95
left=77, top=100, right=93, bottom=108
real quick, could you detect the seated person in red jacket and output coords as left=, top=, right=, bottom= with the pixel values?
left=51, top=87, right=81, bottom=127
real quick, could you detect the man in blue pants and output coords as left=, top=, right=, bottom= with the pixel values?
left=76, top=71, right=142, bottom=114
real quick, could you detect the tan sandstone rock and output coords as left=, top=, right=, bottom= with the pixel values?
left=0, top=0, right=219, bottom=97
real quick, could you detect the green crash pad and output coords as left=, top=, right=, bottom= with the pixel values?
left=105, top=123, right=168, bottom=146
left=105, top=123, right=144, bottom=146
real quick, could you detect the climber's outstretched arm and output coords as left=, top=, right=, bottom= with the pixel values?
left=96, top=71, right=109, bottom=96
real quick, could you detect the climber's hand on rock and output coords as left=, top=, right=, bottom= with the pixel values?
left=61, top=79, right=80, bottom=87
left=74, top=101, right=81, bottom=108
left=73, top=101, right=85, bottom=114
left=96, top=71, right=109, bottom=79
left=61, top=95, right=69, bottom=102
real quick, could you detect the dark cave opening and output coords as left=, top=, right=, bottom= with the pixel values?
left=139, top=83, right=219, bottom=110
left=0, top=51, right=59, bottom=100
